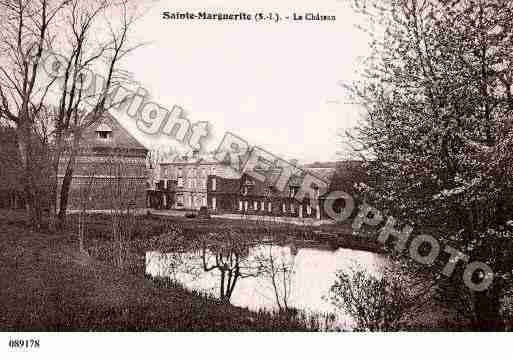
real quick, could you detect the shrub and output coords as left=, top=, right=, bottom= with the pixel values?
left=328, top=266, right=410, bottom=331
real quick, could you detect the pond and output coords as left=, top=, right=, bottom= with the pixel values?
left=145, top=243, right=387, bottom=329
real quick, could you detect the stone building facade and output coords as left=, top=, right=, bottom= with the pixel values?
left=206, top=167, right=335, bottom=219
left=58, top=113, right=148, bottom=210
left=147, top=151, right=240, bottom=210
left=147, top=154, right=342, bottom=220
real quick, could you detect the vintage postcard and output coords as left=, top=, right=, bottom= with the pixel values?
left=0, top=0, right=510, bottom=357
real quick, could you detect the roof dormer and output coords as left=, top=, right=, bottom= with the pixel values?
left=96, top=123, right=112, bottom=140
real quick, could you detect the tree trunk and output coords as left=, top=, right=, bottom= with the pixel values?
left=17, top=121, right=43, bottom=231
left=58, top=163, right=74, bottom=224
left=57, top=130, right=81, bottom=226
left=219, top=271, right=225, bottom=300
left=48, top=131, right=64, bottom=232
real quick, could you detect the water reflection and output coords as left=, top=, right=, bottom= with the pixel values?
left=146, top=244, right=386, bottom=328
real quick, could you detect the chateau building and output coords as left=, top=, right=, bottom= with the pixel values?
left=148, top=153, right=342, bottom=220
left=147, top=151, right=240, bottom=210
left=205, top=170, right=331, bottom=219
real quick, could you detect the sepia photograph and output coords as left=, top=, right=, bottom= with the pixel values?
left=0, top=0, right=511, bottom=357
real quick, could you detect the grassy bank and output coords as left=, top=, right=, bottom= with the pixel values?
left=0, top=210, right=322, bottom=331
left=65, top=212, right=383, bottom=270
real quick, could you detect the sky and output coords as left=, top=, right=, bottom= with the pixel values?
left=113, top=0, right=370, bottom=164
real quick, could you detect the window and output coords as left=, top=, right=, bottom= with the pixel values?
left=282, top=203, right=286, bottom=213
left=239, top=201, right=243, bottom=211
left=178, top=177, right=184, bottom=187
left=97, top=131, right=111, bottom=139
left=212, top=178, right=217, bottom=191
left=95, top=123, right=112, bottom=140
left=314, top=187, right=320, bottom=200
left=242, top=187, right=248, bottom=196
left=176, top=194, right=184, bottom=207
left=253, top=201, right=258, bottom=210
left=268, top=202, right=272, bottom=212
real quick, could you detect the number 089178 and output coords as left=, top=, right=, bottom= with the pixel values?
left=8, top=339, right=40, bottom=349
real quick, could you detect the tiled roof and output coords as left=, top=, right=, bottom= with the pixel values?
left=80, top=112, right=147, bottom=151
left=213, top=162, right=335, bottom=197
left=308, top=167, right=336, bottom=182
left=215, top=176, right=242, bottom=193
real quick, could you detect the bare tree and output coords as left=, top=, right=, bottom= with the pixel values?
left=0, top=0, right=70, bottom=229
left=49, top=0, right=145, bottom=229
left=199, top=229, right=260, bottom=303
left=0, top=0, right=145, bottom=230
left=105, top=149, right=143, bottom=268
left=76, top=158, right=96, bottom=253
left=255, top=243, right=296, bottom=313
left=75, top=148, right=144, bottom=266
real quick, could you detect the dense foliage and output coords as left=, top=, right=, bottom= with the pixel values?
left=346, top=0, right=513, bottom=330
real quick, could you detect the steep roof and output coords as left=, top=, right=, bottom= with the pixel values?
left=80, top=112, right=147, bottom=152
left=212, top=160, right=336, bottom=197
left=307, top=167, right=336, bottom=182
left=213, top=176, right=242, bottom=194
